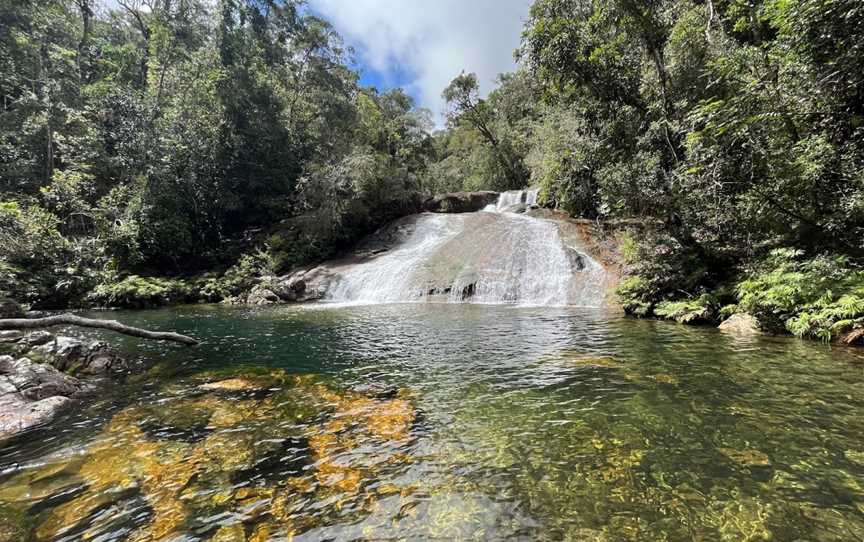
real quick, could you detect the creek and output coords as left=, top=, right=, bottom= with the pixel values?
left=1, top=196, right=863, bottom=540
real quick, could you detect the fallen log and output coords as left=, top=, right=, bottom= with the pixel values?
left=0, top=314, right=199, bottom=346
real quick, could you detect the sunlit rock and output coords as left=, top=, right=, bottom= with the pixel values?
left=651, top=373, right=679, bottom=385
left=0, top=355, right=81, bottom=440
left=844, top=449, right=864, bottom=466
left=718, top=314, right=761, bottom=336
left=718, top=448, right=772, bottom=468
left=198, top=377, right=265, bottom=392
left=210, top=523, right=246, bottom=541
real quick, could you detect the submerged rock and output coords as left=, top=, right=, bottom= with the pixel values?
left=198, top=377, right=266, bottom=392
left=10, top=370, right=420, bottom=541
left=561, top=352, right=624, bottom=369
left=718, top=447, right=772, bottom=468
left=718, top=314, right=761, bottom=336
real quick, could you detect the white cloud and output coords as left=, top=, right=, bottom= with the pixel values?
left=310, top=0, right=531, bottom=127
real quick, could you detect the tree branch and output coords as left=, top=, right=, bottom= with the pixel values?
left=0, top=314, right=199, bottom=346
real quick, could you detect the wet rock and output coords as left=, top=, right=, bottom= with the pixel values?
left=844, top=449, right=864, bottom=466
left=560, top=352, right=623, bottom=369
left=259, top=266, right=335, bottom=304
left=0, top=356, right=81, bottom=440
left=19, top=331, right=54, bottom=347
left=246, top=284, right=280, bottom=306
left=0, top=331, right=24, bottom=344
left=32, top=336, right=121, bottom=375
left=351, top=383, right=400, bottom=400
left=718, top=313, right=761, bottom=336
left=422, top=191, right=499, bottom=213
left=652, top=373, right=679, bottom=385
left=230, top=436, right=311, bottom=483
left=272, top=277, right=307, bottom=302
left=199, top=377, right=266, bottom=392
left=0, top=356, right=80, bottom=400
left=564, top=247, right=586, bottom=271
left=839, top=327, right=864, bottom=346
left=0, top=299, right=24, bottom=319
left=718, top=447, right=771, bottom=468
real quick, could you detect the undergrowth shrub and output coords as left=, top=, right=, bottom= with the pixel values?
left=736, top=249, right=864, bottom=340
left=615, top=230, right=713, bottom=317
left=87, top=275, right=195, bottom=309
left=198, top=250, right=277, bottom=302
left=654, top=294, right=719, bottom=324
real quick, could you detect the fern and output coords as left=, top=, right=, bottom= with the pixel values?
left=737, top=249, right=864, bottom=340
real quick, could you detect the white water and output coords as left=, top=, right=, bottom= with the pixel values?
left=325, top=190, right=607, bottom=307
left=485, top=188, right=540, bottom=212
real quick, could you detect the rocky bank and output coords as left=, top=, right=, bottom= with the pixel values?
left=0, top=329, right=123, bottom=441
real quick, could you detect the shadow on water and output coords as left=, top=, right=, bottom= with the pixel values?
left=1, top=303, right=863, bottom=540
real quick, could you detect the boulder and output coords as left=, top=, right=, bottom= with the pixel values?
left=0, top=299, right=24, bottom=319
left=422, top=191, right=499, bottom=213
left=277, top=266, right=335, bottom=303
left=246, top=285, right=280, bottom=306
left=32, top=336, right=122, bottom=375
left=0, top=330, right=24, bottom=344
left=0, top=355, right=81, bottom=440
left=718, top=313, right=762, bottom=336
left=272, top=277, right=307, bottom=302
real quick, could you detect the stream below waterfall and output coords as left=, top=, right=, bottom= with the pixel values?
left=1, top=304, right=863, bottom=541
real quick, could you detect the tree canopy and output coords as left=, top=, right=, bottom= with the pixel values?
left=2, top=0, right=863, bottom=330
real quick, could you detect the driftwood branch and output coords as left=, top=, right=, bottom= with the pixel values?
left=0, top=314, right=199, bottom=346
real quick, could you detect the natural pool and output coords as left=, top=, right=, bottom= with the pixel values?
left=1, top=304, right=863, bottom=541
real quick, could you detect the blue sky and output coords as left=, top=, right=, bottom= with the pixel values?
left=102, top=0, right=532, bottom=126
left=309, top=0, right=532, bottom=126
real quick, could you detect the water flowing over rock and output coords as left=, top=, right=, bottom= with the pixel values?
left=323, top=189, right=608, bottom=307
left=422, top=191, right=499, bottom=213
left=485, top=188, right=540, bottom=213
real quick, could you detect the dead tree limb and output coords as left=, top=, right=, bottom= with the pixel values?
left=0, top=314, right=199, bottom=346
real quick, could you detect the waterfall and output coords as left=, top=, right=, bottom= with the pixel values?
left=485, top=188, right=540, bottom=212
left=324, top=189, right=607, bottom=307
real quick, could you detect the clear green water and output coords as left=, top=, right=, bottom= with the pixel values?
left=1, top=304, right=864, bottom=541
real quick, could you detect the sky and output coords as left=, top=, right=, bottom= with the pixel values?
left=309, top=0, right=532, bottom=127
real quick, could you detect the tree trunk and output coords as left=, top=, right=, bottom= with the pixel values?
left=0, top=314, right=199, bottom=345
left=77, top=0, right=94, bottom=83
left=39, top=43, right=53, bottom=184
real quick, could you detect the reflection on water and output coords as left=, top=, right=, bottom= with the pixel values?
left=1, top=304, right=863, bottom=540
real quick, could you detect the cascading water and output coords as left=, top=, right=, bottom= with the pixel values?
left=325, top=189, right=607, bottom=307
left=486, top=188, right=540, bottom=212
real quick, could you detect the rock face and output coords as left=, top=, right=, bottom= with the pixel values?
left=422, top=191, right=499, bottom=213
left=718, top=313, right=762, bottom=336
left=0, top=332, right=124, bottom=441
left=242, top=269, right=334, bottom=305
left=0, top=355, right=81, bottom=440
left=31, top=336, right=122, bottom=375
left=238, top=199, right=618, bottom=307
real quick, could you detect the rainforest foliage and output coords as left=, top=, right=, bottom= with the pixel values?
left=0, top=0, right=435, bottom=307
left=1, top=0, right=863, bottom=340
